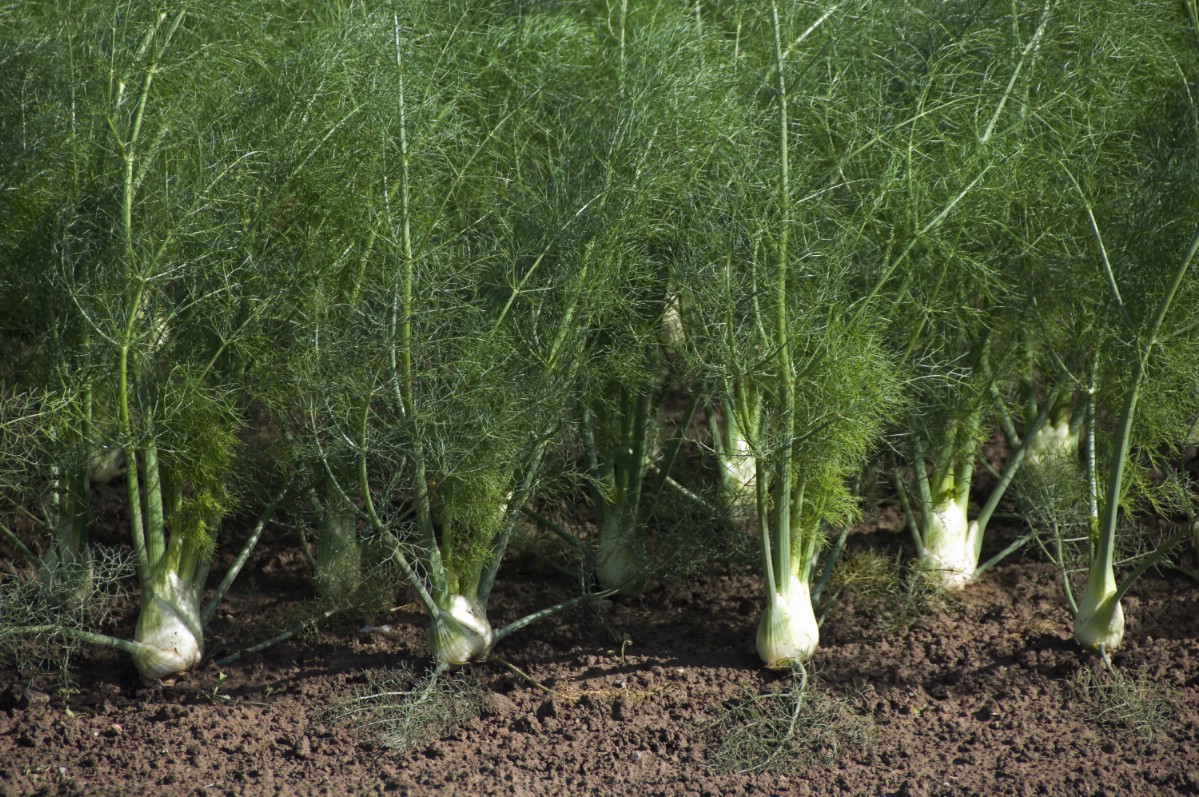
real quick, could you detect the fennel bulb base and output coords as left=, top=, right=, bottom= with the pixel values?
left=1074, top=590, right=1125, bottom=652
left=719, top=435, right=756, bottom=529
left=919, top=503, right=979, bottom=591
left=429, top=595, right=494, bottom=666
left=1027, top=420, right=1078, bottom=468
left=756, top=579, right=818, bottom=668
left=133, top=587, right=203, bottom=680
left=596, top=524, right=647, bottom=597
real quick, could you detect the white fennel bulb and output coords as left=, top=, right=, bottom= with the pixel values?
left=1074, top=568, right=1125, bottom=652
left=596, top=515, right=647, bottom=596
left=919, top=499, right=980, bottom=590
left=1027, top=419, right=1078, bottom=467
left=133, top=575, right=203, bottom=680
left=428, top=594, right=494, bottom=666
left=756, top=576, right=818, bottom=668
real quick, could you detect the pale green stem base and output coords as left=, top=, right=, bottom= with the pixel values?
left=756, top=575, right=818, bottom=668
left=133, top=573, right=203, bottom=680
left=595, top=511, right=647, bottom=596
left=428, top=594, right=494, bottom=667
left=1074, top=562, right=1124, bottom=651
left=919, top=498, right=981, bottom=590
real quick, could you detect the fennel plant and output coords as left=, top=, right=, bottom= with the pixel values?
left=863, top=0, right=1070, bottom=590
left=679, top=2, right=902, bottom=667
left=570, top=0, right=742, bottom=595
left=1010, top=0, right=1199, bottom=651
left=0, top=1, right=289, bottom=679
left=287, top=3, right=632, bottom=667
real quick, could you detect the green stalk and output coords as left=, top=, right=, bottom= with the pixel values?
left=625, top=390, right=651, bottom=524
left=770, top=2, right=796, bottom=604
left=1112, top=524, right=1192, bottom=604
left=756, top=439, right=776, bottom=600
left=0, top=521, right=43, bottom=569
left=118, top=296, right=149, bottom=591
left=492, top=580, right=627, bottom=646
left=910, top=438, right=935, bottom=542
left=142, top=437, right=167, bottom=577
left=952, top=413, right=978, bottom=510
left=520, top=507, right=594, bottom=565
left=2, top=625, right=158, bottom=660
left=789, top=479, right=808, bottom=583
left=893, top=466, right=924, bottom=552
left=1098, top=231, right=1199, bottom=579
left=113, top=13, right=183, bottom=595
left=389, top=14, right=445, bottom=604
left=979, top=0, right=1051, bottom=143
left=754, top=5, right=821, bottom=669
left=46, top=383, right=93, bottom=556
left=119, top=10, right=183, bottom=278
left=811, top=524, right=848, bottom=607
left=314, top=476, right=360, bottom=601
left=43, top=423, right=93, bottom=599
left=1076, top=227, right=1199, bottom=651
left=201, top=478, right=293, bottom=626
left=591, top=384, right=653, bottom=594
left=989, top=381, right=1021, bottom=451
left=213, top=605, right=346, bottom=666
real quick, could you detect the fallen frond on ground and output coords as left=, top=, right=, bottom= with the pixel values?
left=1065, top=662, right=1175, bottom=741
left=703, top=665, right=874, bottom=775
left=327, top=665, right=485, bottom=753
left=830, top=548, right=955, bottom=633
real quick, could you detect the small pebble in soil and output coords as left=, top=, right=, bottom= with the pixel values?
left=973, top=702, right=1001, bottom=721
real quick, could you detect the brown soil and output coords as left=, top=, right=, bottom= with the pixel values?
left=3, top=526, right=1199, bottom=797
